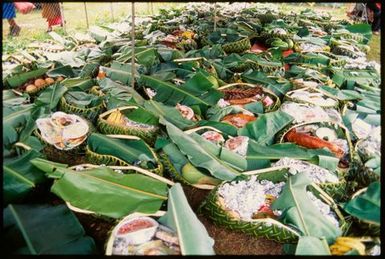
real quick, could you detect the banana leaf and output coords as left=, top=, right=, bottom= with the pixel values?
left=3, top=90, right=30, bottom=107
left=101, top=61, right=139, bottom=86
left=319, top=85, right=362, bottom=101
left=5, top=68, right=48, bottom=88
left=158, top=183, right=215, bottom=255
left=30, top=158, right=168, bottom=218
left=140, top=72, right=223, bottom=109
left=144, top=100, right=196, bottom=130
left=122, top=107, right=159, bottom=126
left=114, top=47, right=159, bottom=67
left=197, top=120, right=238, bottom=137
left=46, top=65, right=75, bottom=78
left=3, top=104, right=35, bottom=150
left=238, top=110, right=294, bottom=145
left=246, top=142, right=338, bottom=170
left=163, top=119, right=239, bottom=181
left=60, top=77, right=95, bottom=91
left=345, top=23, right=372, bottom=43
left=87, top=133, right=157, bottom=169
left=3, top=150, right=47, bottom=205
left=242, top=71, right=293, bottom=98
left=63, top=91, right=103, bottom=108
left=35, top=83, right=68, bottom=111
left=342, top=182, right=380, bottom=225
left=3, top=204, right=97, bottom=254
left=271, top=173, right=342, bottom=244
left=188, top=132, right=247, bottom=171
left=295, top=236, right=331, bottom=255
left=44, top=51, right=86, bottom=68
left=98, top=77, right=144, bottom=107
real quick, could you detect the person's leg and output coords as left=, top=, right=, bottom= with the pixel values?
left=367, top=2, right=381, bottom=33
left=3, top=2, right=20, bottom=36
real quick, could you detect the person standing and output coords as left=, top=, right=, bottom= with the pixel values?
left=367, top=2, right=381, bottom=35
left=3, top=2, right=21, bottom=36
left=41, top=3, right=63, bottom=32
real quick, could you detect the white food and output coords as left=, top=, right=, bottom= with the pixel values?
left=218, top=176, right=285, bottom=220
left=273, top=157, right=339, bottom=184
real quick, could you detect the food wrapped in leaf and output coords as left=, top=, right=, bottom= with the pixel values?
left=218, top=82, right=280, bottom=112
left=277, top=121, right=353, bottom=169
left=205, top=29, right=251, bottom=54
left=85, top=133, right=163, bottom=176
left=201, top=169, right=343, bottom=243
left=272, top=157, right=347, bottom=200
left=280, top=102, right=342, bottom=124
left=35, top=112, right=90, bottom=151
left=285, top=87, right=339, bottom=108
left=59, top=90, right=105, bottom=121
left=97, top=106, right=159, bottom=145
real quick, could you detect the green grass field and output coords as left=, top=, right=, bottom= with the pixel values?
left=2, top=2, right=380, bottom=62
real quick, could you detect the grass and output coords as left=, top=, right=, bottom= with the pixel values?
left=2, top=2, right=380, bottom=63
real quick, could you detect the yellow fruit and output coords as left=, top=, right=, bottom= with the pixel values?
left=34, top=78, right=46, bottom=89
left=45, top=77, right=55, bottom=85
left=25, top=84, right=37, bottom=93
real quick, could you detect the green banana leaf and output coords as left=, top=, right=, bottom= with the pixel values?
left=123, top=107, right=159, bottom=126
left=46, top=65, right=75, bottom=78
left=345, top=23, right=372, bottom=43
left=3, top=90, right=30, bottom=107
left=158, top=183, right=215, bottom=255
left=295, top=236, right=331, bottom=255
left=44, top=51, right=86, bottom=68
left=3, top=104, right=35, bottom=149
left=63, top=91, right=103, bottom=108
left=144, top=100, right=196, bottom=130
left=34, top=83, right=68, bottom=111
left=101, top=61, right=138, bottom=86
left=3, top=150, right=47, bottom=204
left=242, top=71, right=293, bottom=98
left=246, top=142, right=337, bottom=168
left=98, top=77, right=144, bottom=107
left=114, top=47, right=159, bottom=67
left=342, top=182, right=380, bottom=225
left=319, top=85, right=362, bottom=101
left=30, top=158, right=168, bottom=218
left=238, top=110, right=294, bottom=145
left=206, top=105, right=248, bottom=121
left=140, top=72, right=222, bottom=109
left=188, top=132, right=247, bottom=171
left=3, top=204, right=97, bottom=254
left=5, top=68, right=48, bottom=88
left=197, top=120, right=238, bottom=137
left=163, top=119, right=239, bottom=181
left=87, top=133, right=157, bottom=169
left=271, top=173, right=342, bottom=244
left=60, top=77, right=95, bottom=91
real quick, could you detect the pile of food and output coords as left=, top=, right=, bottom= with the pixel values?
left=3, top=2, right=380, bottom=256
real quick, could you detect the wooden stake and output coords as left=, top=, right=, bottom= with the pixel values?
left=60, top=2, right=66, bottom=33
left=110, top=2, right=114, bottom=22
left=83, top=2, right=89, bottom=29
left=131, top=2, right=135, bottom=89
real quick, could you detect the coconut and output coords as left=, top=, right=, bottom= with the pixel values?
left=25, top=84, right=37, bottom=93
left=56, top=76, right=64, bottom=82
left=45, top=77, right=55, bottom=85
left=201, top=131, right=225, bottom=145
left=176, top=104, right=195, bottom=120
left=34, top=78, right=46, bottom=89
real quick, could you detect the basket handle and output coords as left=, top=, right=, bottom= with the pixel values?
left=14, top=142, right=32, bottom=151
left=191, top=184, right=216, bottom=190
left=99, top=105, right=138, bottom=118
left=218, top=82, right=257, bottom=90
left=173, top=57, right=206, bottom=63
left=242, top=166, right=289, bottom=176
left=184, top=126, right=224, bottom=135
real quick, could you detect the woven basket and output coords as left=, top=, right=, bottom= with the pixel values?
left=85, top=134, right=164, bottom=176
left=58, top=94, right=105, bottom=122
left=222, top=37, right=251, bottom=54
left=97, top=106, right=159, bottom=145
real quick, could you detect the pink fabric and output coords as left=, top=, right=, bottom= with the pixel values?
left=14, top=2, right=35, bottom=14
left=47, top=16, right=62, bottom=27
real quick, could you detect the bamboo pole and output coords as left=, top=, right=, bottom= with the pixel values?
left=60, top=2, right=66, bottom=33
left=83, top=2, right=89, bottom=29
left=131, top=2, right=135, bottom=89
left=213, top=2, right=217, bottom=31
left=110, top=2, right=114, bottom=22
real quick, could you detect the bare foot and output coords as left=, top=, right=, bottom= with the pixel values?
left=9, top=25, right=21, bottom=36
